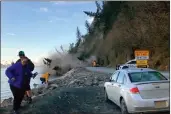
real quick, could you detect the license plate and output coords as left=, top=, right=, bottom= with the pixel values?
left=154, top=101, right=168, bottom=108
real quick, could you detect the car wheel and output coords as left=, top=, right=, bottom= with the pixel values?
left=104, top=89, right=109, bottom=102
left=120, top=99, right=129, bottom=114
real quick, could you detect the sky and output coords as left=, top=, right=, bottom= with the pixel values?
left=1, top=1, right=96, bottom=65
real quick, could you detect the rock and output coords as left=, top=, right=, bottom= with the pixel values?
left=97, top=76, right=104, bottom=81
left=50, top=84, right=58, bottom=88
left=94, top=106, right=100, bottom=110
left=1, top=97, right=13, bottom=107
left=98, top=82, right=104, bottom=87
left=32, top=86, right=45, bottom=96
left=32, top=96, right=36, bottom=99
left=91, top=78, right=99, bottom=86
left=38, top=91, right=43, bottom=94
left=58, top=96, right=61, bottom=99
left=77, top=79, right=85, bottom=84
left=68, top=79, right=77, bottom=85
left=49, top=86, right=57, bottom=90
left=85, top=80, right=93, bottom=86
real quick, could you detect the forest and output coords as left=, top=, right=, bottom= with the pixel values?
left=68, top=1, right=170, bottom=70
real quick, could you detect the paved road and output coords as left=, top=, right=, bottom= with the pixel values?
left=86, top=67, right=170, bottom=79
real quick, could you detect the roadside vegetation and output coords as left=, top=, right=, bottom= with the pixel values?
left=68, top=1, right=170, bottom=70
left=42, top=1, right=169, bottom=75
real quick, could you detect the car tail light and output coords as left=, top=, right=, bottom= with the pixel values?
left=130, top=87, right=139, bottom=94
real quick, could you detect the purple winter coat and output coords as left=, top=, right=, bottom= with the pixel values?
left=5, top=62, right=32, bottom=89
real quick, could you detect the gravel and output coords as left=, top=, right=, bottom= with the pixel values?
left=0, top=67, right=169, bottom=114
left=21, top=87, right=121, bottom=114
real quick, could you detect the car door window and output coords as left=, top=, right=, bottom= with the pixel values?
left=123, top=75, right=127, bottom=84
left=111, top=71, right=120, bottom=82
left=116, top=71, right=125, bottom=84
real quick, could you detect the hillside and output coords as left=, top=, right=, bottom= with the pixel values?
left=68, top=1, right=170, bottom=70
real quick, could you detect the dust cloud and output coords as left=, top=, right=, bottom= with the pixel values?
left=40, top=49, right=89, bottom=76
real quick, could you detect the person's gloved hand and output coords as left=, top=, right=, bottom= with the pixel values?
left=11, top=77, right=15, bottom=81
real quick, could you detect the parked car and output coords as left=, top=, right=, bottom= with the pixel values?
left=116, top=59, right=149, bottom=70
left=104, top=68, right=169, bottom=114
left=116, top=59, right=137, bottom=70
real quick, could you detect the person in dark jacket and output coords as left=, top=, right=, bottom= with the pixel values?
left=16, top=51, right=35, bottom=103
left=16, top=51, right=34, bottom=71
left=6, top=57, right=32, bottom=114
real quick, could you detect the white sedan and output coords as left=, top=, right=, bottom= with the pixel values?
left=118, top=59, right=137, bottom=70
left=104, top=68, right=170, bottom=114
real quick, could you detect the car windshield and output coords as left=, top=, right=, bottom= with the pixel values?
left=128, top=71, right=167, bottom=82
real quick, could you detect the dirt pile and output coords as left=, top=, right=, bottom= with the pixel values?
left=49, top=67, right=111, bottom=87
left=31, top=67, right=111, bottom=97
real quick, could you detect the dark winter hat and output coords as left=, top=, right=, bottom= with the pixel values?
left=18, top=51, right=25, bottom=56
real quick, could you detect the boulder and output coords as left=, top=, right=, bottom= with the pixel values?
left=50, top=84, right=58, bottom=88
left=1, top=97, right=13, bottom=107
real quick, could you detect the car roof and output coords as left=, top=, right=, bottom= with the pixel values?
left=118, top=68, right=156, bottom=73
left=127, top=59, right=136, bottom=62
left=126, top=59, right=136, bottom=63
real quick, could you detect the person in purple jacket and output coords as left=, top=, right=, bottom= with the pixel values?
left=5, top=57, right=32, bottom=114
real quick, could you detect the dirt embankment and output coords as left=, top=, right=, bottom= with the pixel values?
left=29, top=67, right=111, bottom=97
